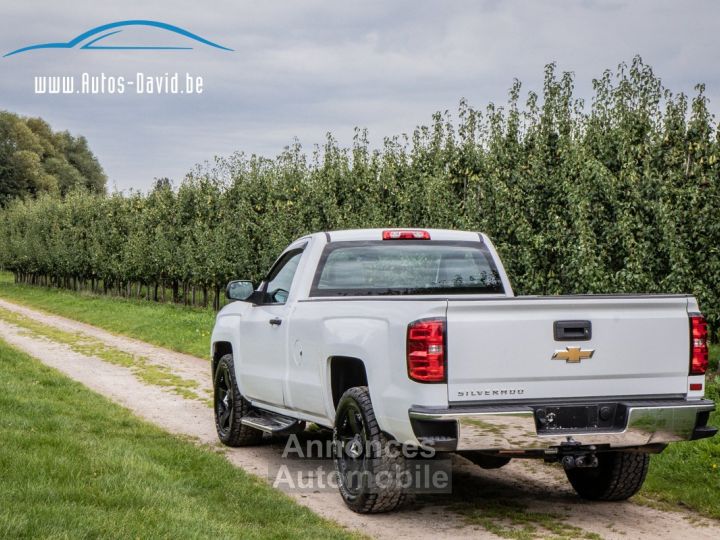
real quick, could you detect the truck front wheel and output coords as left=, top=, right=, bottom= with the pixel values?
left=333, top=386, right=408, bottom=513
left=213, top=354, right=263, bottom=447
left=565, top=451, right=649, bottom=501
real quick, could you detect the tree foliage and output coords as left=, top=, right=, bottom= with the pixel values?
left=1, top=58, right=719, bottom=330
left=0, top=111, right=106, bottom=206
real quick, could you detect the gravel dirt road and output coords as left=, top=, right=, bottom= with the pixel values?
left=0, top=297, right=718, bottom=540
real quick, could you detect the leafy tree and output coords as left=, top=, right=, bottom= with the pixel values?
left=0, top=111, right=106, bottom=205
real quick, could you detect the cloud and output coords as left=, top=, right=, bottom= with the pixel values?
left=1, top=0, right=718, bottom=191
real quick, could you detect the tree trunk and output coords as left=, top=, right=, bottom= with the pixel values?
left=213, top=285, right=221, bottom=310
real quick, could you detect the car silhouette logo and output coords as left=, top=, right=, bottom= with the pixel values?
left=4, top=19, right=233, bottom=57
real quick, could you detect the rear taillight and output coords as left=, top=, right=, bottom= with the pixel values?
left=407, top=318, right=445, bottom=383
left=383, top=229, right=431, bottom=240
left=689, top=313, right=709, bottom=375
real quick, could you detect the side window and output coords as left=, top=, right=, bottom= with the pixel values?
left=263, top=249, right=304, bottom=304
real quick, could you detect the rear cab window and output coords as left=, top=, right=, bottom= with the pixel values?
left=310, top=240, right=504, bottom=297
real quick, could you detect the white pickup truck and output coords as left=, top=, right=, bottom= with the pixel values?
left=210, top=228, right=716, bottom=513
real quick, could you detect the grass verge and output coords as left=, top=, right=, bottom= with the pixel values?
left=0, top=272, right=212, bottom=358
left=0, top=338, right=356, bottom=539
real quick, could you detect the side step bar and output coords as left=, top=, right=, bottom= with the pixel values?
left=241, top=411, right=301, bottom=434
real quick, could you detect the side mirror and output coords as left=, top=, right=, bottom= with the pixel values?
left=226, top=280, right=254, bottom=302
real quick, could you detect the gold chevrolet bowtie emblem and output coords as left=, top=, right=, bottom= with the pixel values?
left=552, top=346, right=595, bottom=363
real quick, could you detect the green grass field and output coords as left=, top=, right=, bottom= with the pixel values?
left=0, top=272, right=718, bottom=520
left=0, top=272, right=214, bottom=358
left=0, top=338, right=354, bottom=539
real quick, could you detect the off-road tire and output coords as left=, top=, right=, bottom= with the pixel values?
left=565, top=451, right=650, bottom=501
left=213, top=354, right=263, bottom=447
left=333, top=386, right=408, bottom=513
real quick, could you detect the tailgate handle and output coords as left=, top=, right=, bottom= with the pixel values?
left=554, top=320, right=591, bottom=341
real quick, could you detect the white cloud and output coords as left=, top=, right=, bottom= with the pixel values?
left=1, top=0, right=718, bottom=191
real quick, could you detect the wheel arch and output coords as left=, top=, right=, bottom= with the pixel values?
left=212, top=341, right=233, bottom=376
left=329, top=356, right=368, bottom=409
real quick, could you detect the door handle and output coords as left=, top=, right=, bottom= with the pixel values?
left=269, top=318, right=282, bottom=326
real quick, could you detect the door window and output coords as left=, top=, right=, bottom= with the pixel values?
left=263, top=249, right=304, bottom=304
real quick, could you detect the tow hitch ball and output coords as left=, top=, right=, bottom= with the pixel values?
left=561, top=454, right=599, bottom=470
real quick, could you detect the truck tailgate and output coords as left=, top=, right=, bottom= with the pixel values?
left=447, top=296, right=691, bottom=403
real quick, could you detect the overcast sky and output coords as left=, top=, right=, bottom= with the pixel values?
left=1, top=0, right=719, bottom=192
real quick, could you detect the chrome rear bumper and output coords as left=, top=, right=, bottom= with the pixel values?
left=409, top=399, right=716, bottom=451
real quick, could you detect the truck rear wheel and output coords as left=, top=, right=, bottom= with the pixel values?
left=213, top=354, right=263, bottom=447
left=333, top=386, right=408, bottom=513
left=565, top=451, right=649, bottom=501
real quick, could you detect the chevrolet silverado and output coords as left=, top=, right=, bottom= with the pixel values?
left=210, top=228, right=716, bottom=513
